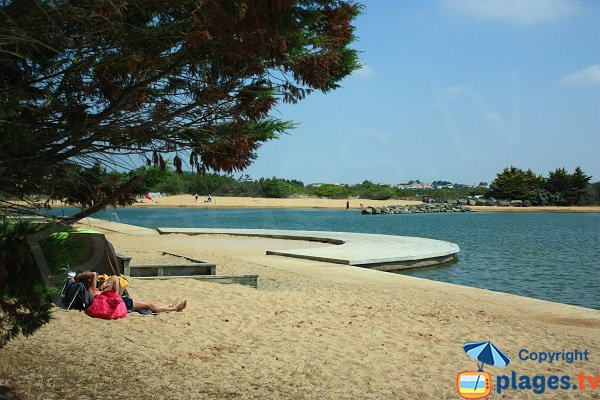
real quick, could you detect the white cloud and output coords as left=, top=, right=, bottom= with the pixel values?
left=353, top=64, right=374, bottom=77
left=442, top=0, right=581, bottom=24
left=562, top=64, right=600, bottom=85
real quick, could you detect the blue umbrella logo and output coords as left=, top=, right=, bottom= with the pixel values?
left=464, top=341, right=511, bottom=371
left=462, top=341, right=511, bottom=396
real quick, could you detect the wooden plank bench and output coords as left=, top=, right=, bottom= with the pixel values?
left=132, top=274, right=258, bottom=289
left=117, top=252, right=258, bottom=288
left=126, top=263, right=216, bottom=277
left=116, top=253, right=132, bottom=275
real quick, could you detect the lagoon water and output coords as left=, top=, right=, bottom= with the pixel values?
left=67, top=207, right=599, bottom=310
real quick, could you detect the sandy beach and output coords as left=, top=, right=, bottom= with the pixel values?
left=130, top=194, right=422, bottom=209
left=131, top=194, right=600, bottom=213
left=0, top=218, right=599, bottom=399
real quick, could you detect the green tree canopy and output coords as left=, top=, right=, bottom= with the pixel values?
left=259, top=177, right=299, bottom=198
left=0, top=0, right=361, bottom=211
left=491, top=165, right=592, bottom=205
left=545, top=166, right=592, bottom=205
left=570, top=166, right=592, bottom=205
left=311, top=183, right=351, bottom=199
left=0, top=0, right=361, bottom=347
left=490, top=167, right=542, bottom=200
left=546, top=168, right=572, bottom=196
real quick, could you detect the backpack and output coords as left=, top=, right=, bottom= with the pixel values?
left=61, top=280, right=93, bottom=310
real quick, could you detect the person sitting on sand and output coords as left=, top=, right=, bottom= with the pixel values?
left=75, top=271, right=186, bottom=313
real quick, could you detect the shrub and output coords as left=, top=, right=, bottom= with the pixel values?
left=0, top=221, right=59, bottom=348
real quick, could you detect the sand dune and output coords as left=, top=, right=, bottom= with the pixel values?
left=0, top=220, right=598, bottom=399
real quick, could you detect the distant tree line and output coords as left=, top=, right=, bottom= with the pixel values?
left=23, top=164, right=597, bottom=206
left=0, top=0, right=363, bottom=349
left=111, top=167, right=422, bottom=200
left=41, top=164, right=595, bottom=206
left=489, top=166, right=593, bottom=206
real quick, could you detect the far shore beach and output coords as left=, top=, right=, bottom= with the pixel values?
left=0, top=217, right=598, bottom=399
left=129, top=194, right=600, bottom=213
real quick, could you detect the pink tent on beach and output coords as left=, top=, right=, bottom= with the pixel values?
left=144, top=193, right=152, bottom=200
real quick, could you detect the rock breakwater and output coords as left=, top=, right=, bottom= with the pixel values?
left=361, top=203, right=473, bottom=215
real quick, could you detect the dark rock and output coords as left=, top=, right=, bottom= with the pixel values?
left=361, top=202, right=475, bottom=215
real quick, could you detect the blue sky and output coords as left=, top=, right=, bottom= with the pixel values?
left=243, top=0, right=600, bottom=185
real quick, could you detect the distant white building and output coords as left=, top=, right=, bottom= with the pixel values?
left=453, top=183, right=473, bottom=189
left=307, top=182, right=345, bottom=188
left=395, top=183, right=433, bottom=190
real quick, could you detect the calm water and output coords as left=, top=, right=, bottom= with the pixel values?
left=61, top=207, right=600, bottom=309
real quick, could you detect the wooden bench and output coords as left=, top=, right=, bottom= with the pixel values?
left=117, top=252, right=257, bottom=288
left=116, top=253, right=132, bottom=275
left=132, top=274, right=258, bottom=289
left=126, top=263, right=216, bottom=277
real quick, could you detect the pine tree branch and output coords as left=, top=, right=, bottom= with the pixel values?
left=67, top=175, right=142, bottom=222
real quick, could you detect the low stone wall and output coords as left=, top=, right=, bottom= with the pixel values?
left=362, top=203, right=473, bottom=215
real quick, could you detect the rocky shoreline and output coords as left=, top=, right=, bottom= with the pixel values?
left=361, top=203, right=473, bottom=214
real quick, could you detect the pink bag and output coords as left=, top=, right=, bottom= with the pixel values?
left=85, top=290, right=128, bottom=319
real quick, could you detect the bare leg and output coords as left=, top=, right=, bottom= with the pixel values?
left=132, top=299, right=186, bottom=313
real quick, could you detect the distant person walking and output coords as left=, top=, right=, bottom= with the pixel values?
left=346, top=201, right=350, bottom=210
left=195, top=193, right=199, bottom=202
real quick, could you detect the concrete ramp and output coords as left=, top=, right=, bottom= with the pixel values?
left=157, top=228, right=460, bottom=271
